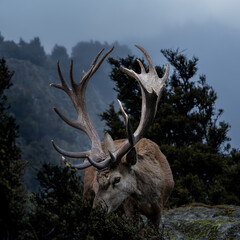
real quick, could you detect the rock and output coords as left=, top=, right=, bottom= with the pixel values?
left=161, top=204, right=240, bottom=239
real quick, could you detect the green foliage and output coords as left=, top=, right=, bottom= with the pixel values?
left=0, top=58, right=27, bottom=240
left=101, top=49, right=240, bottom=206
left=28, top=164, right=87, bottom=239
left=27, top=164, right=162, bottom=240
left=88, top=208, right=163, bottom=240
left=159, top=49, right=230, bottom=151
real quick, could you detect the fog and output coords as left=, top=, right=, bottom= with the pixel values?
left=1, top=0, right=239, bottom=148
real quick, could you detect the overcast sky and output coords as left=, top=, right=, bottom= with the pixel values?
left=0, top=0, right=240, bottom=148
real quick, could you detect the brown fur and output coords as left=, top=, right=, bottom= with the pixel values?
left=84, top=138, right=174, bottom=226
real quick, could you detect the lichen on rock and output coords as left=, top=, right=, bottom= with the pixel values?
left=161, top=204, right=240, bottom=239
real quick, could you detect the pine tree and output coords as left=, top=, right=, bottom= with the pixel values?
left=101, top=49, right=239, bottom=206
left=0, top=58, right=27, bottom=239
left=29, top=164, right=88, bottom=239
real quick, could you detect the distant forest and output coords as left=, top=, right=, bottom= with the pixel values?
left=0, top=33, right=131, bottom=190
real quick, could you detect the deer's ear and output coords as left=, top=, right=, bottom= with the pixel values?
left=126, top=147, right=137, bottom=166
left=104, top=132, right=116, bottom=153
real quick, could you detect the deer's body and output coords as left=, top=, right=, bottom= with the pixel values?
left=84, top=138, right=174, bottom=225
left=51, top=45, right=174, bottom=226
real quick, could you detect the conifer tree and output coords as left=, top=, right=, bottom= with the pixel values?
left=0, top=58, right=27, bottom=239
left=101, top=49, right=239, bottom=206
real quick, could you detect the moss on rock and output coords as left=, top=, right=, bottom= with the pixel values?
left=161, top=204, right=240, bottom=239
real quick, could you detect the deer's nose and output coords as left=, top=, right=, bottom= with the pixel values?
left=93, top=198, right=108, bottom=212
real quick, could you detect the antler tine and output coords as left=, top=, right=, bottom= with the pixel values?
left=135, top=45, right=155, bottom=73
left=69, top=49, right=108, bottom=91
left=69, top=60, right=78, bottom=91
left=91, top=46, right=114, bottom=76
left=51, top=140, right=90, bottom=158
left=53, top=107, right=82, bottom=130
left=70, top=161, right=92, bottom=169
left=117, top=99, right=134, bottom=146
left=79, top=48, right=105, bottom=81
left=79, top=47, right=114, bottom=92
left=58, top=60, right=70, bottom=92
left=88, top=156, right=111, bottom=170
left=61, top=157, right=92, bottom=169
left=73, top=47, right=114, bottom=101
left=75, top=49, right=105, bottom=88
left=50, top=61, right=70, bottom=92
left=136, top=59, right=146, bottom=74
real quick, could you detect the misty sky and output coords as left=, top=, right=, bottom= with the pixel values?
left=0, top=0, right=240, bottom=148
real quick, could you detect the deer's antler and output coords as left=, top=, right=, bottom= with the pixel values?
left=86, top=45, right=169, bottom=169
left=51, top=47, right=114, bottom=168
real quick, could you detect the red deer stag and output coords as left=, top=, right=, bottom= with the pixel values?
left=50, top=46, right=174, bottom=226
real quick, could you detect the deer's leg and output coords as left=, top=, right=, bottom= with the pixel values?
left=139, top=202, right=162, bottom=227
left=147, top=202, right=162, bottom=227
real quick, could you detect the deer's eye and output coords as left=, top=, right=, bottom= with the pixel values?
left=113, top=177, right=121, bottom=185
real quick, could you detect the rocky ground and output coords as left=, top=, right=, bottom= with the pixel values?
left=161, top=204, right=240, bottom=239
